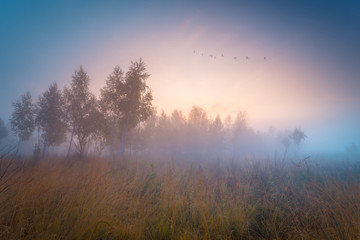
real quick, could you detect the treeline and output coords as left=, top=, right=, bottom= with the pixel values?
left=4, top=58, right=306, bottom=159
left=8, top=59, right=152, bottom=159
left=124, top=107, right=307, bottom=160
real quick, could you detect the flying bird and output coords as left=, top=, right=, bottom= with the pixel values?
left=234, top=57, right=237, bottom=60
left=221, top=53, right=224, bottom=57
left=246, top=56, right=249, bottom=60
left=264, top=57, right=267, bottom=60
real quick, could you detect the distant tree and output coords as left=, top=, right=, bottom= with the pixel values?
left=35, top=82, right=67, bottom=158
left=187, top=106, right=209, bottom=155
left=0, top=118, right=8, bottom=142
left=224, top=114, right=232, bottom=129
left=280, top=134, right=291, bottom=160
left=279, top=128, right=306, bottom=160
left=209, top=114, right=224, bottom=155
left=188, top=106, right=208, bottom=128
left=171, top=109, right=186, bottom=127
left=210, top=114, right=223, bottom=134
left=140, top=108, right=158, bottom=154
left=233, top=111, right=247, bottom=135
left=64, top=66, right=101, bottom=158
left=291, top=128, right=306, bottom=145
left=10, top=91, right=35, bottom=150
left=156, top=110, right=171, bottom=153
left=101, top=59, right=153, bottom=157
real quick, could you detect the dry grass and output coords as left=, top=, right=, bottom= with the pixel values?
left=0, top=154, right=359, bottom=240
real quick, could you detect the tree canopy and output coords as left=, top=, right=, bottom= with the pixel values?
left=10, top=91, right=35, bottom=142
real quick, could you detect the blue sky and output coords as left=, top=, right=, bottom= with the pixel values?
left=1, top=0, right=359, bottom=152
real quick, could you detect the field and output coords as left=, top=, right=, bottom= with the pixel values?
left=1, top=154, right=360, bottom=240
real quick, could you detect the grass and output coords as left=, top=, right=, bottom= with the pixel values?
left=0, top=154, right=359, bottom=240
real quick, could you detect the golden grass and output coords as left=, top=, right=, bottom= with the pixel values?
left=0, top=156, right=359, bottom=239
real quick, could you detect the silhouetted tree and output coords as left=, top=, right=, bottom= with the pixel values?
left=64, top=66, right=100, bottom=158
left=10, top=92, right=35, bottom=151
left=35, top=82, right=67, bottom=158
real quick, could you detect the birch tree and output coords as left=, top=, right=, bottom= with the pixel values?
left=35, top=82, right=67, bottom=158
left=10, top=91, right=35, bottom=151
left=100, top=59, right=153, bottom=157
left=64, top=66, right=100, bottom=158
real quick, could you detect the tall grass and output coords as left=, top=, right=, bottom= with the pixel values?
left=0, top=154, right=359, bottom=239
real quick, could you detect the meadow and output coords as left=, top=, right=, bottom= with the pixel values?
left=1, top=152, right=359, bottom=240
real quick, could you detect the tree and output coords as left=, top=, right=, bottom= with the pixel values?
left=100, top=66, right=125, bottom=159
left=279, top=128, right=307, bottom=160
left=0, top=118, right=8, bottom=143
left=10, top=91, right=35, bottom=150
left=210, top=114, right=223, bottom=135
left=233, top=111, right=247, bottom=135
left=35, top=82, right=67, bottom=158
left=188, top=106, right=208, bottom=128
left=209, top=114, right=224, bottom=156
left=64, top=66, right=101, bottom=158
left=291, top=128, right=306, bottom=145
left=100, top=59, right=153, bottom=157
left=120, top=59, right=153, bottom=156
left=187, top=106, right=209, bottom=156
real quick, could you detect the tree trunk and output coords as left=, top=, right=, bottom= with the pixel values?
left=119, top=115, right=130, bottom=157
left=119, top=128, right=127, bottom=157
left=15, top=139, right=21, bottom=157
left=66, top=130, right=74, bottom=158
left=78, top=134, right=88, bottom=159
left=110, top=117, right=115, bottom=161
left=79, top=137, right=85, bottom=159
left=41, top=140, right=47, bottom=159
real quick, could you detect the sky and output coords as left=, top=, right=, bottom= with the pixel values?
left=0, top=0, right=359, bottom=152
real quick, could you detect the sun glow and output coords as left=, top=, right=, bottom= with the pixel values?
left=77, top=21, right=348, bottom=132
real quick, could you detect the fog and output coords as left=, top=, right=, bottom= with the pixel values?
left=1, top=104, right=358, bottom=164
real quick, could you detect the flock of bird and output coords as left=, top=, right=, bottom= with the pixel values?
left=193, top=50, right=267, bottom=60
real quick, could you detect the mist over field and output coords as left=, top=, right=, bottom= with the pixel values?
left=0, top=0, right=360, bottom=239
